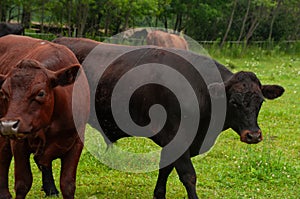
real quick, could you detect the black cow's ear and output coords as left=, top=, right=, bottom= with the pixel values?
left=51, top=64, right=81, bottom=87
left=262, top=85, right=285, bottom=99
left=208, top=82, right=226, bottom=99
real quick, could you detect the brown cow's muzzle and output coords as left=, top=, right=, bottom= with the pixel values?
left=0, top=120, right=26, bottom=139
left=240, top=129, right=262, bottom=144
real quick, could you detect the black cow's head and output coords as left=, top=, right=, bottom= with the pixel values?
left=0, top=59, right=80, bottom=139
left=210, top=71, right=284, bottom=144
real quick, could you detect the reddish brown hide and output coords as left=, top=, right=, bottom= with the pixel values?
left=146, top=30, right=189, bottom=50
left=0, top=35, right=89, bottom=199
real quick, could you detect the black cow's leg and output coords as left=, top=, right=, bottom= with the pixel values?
left=11, top=141, right=32, bottom=199
left=153, top=164, right=174, bottom=199
left=174, top=151, right=198, bottom=199
left=0, top=137, right=12, bottom=199
left=60, top=138, right=83, bottom=199
left=39, top=164, right=59, bottom=197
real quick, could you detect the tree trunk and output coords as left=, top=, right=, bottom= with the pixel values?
left=67, top=0, right=72, bottom=37
left=124, top=0, right=133, bottom=31
left=124, top=10, right=131, bottom=31
left=114, top=20, right=122, bottom=35
left=293, top=12, right=300, bottom=40
left=17, top=4, right=20, bottom=23
left=104, top=13, right=110, bottom=36
left=164, top=15, right=168, bottom=30
left=41, top=0, right=45, bottom=33
left=178, top=14, right=183, bottom=32
left=92, top=12, right=102, bottom=37
left=238, top=0, right=251, bottom=42
left=174, top=13, right=183, bottom=33
left=174, top=13, right=180, bottom=32
left=77, top=3, right=89, bottom=37
left=268, top=0, right=282, bottom=41
left=0, top=0, right=6, bottom=22
left=0, top=1, right=2, bottom=21
left=245, top=17, right=259, bottom=44
left=21, top=7, right=31, bottom=28
left=221, top=0, right=238, bottom=48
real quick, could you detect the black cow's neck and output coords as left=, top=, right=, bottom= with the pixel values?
left=214, top=60, right=233, bottom=82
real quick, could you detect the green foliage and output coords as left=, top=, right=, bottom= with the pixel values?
left=1, top=0, right=299, bottom=41
left=206, top=41, right=300, bottom=59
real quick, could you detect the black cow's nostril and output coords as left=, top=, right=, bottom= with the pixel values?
left=246, top=133, right=253, bottom=140
left=241, top=130, right=262, bottom=144
left=258, top=133, right=262, bottom=139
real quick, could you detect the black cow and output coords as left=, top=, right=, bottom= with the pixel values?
left=0, top=22, right=24, bottom=37
left=53, top=37, right=285, bottom=199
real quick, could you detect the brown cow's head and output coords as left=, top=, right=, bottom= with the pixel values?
left=0, top=59, right=80, bottom=139
left=210, top=71, right=284, bottom=144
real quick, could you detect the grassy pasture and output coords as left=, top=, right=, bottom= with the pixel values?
left=8, top=49, right=300, bottom=198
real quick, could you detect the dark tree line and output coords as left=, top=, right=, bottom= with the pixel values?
left=0, top=0, right=299, bottom=42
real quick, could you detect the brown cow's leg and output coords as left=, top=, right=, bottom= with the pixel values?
left=153, top=164, right=174, bottom=199
left=34, top=155, right=59, bottom=197
left=60, top=138, right=83, bottom=199
left=174, top=151, right=198, bottom=199
left=0, top=137, right=12, bottom=199
left=11, top=140, right=32, bottom=199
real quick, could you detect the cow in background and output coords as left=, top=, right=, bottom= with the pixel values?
left=146, top=30, right=189, bottom=50
left=0, top=35, right=90, bottom=199
left=0, top=22, right=24, bottom=37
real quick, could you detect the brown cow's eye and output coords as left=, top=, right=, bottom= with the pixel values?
left=37, top=90, right=46, bottom=98
left=0, top=90, right=7, bottom=100
left=33, top=89, right=47, bottom=104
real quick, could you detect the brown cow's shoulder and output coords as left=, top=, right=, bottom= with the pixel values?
left=0, top=35, right=79, bottom=73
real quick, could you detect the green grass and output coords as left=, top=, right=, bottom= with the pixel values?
left=8, top=50, right=300, bottom=198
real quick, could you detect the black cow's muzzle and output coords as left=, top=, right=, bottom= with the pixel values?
left=240, top=129, right=262, bottom=144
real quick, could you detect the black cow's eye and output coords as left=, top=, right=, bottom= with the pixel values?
left=229, top=93, right=244, bottom=108
left=229, top=99, right=239, bottom=108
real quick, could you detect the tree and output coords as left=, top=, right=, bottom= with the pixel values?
left=243, top=0, right=276, bottom=43
left=238, top=0, right=251, bottom=42
left=75, top=0, right=90, bottom=37
left=268, top=0, right=282, bottom=41
left=220, top=0, right=238, bottom=47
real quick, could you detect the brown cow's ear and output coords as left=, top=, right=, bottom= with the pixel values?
left=0, top=74, right=6, bottom=87
left=51, top=64, right=81, bottom=87
left=262, top=85, right=285, bottom=99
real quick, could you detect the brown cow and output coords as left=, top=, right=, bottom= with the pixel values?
left=146, top=30, right=188, bottom=50
left=53, top=37, right=284, bottom=199
left=0, top=35, right=89, bottom=199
